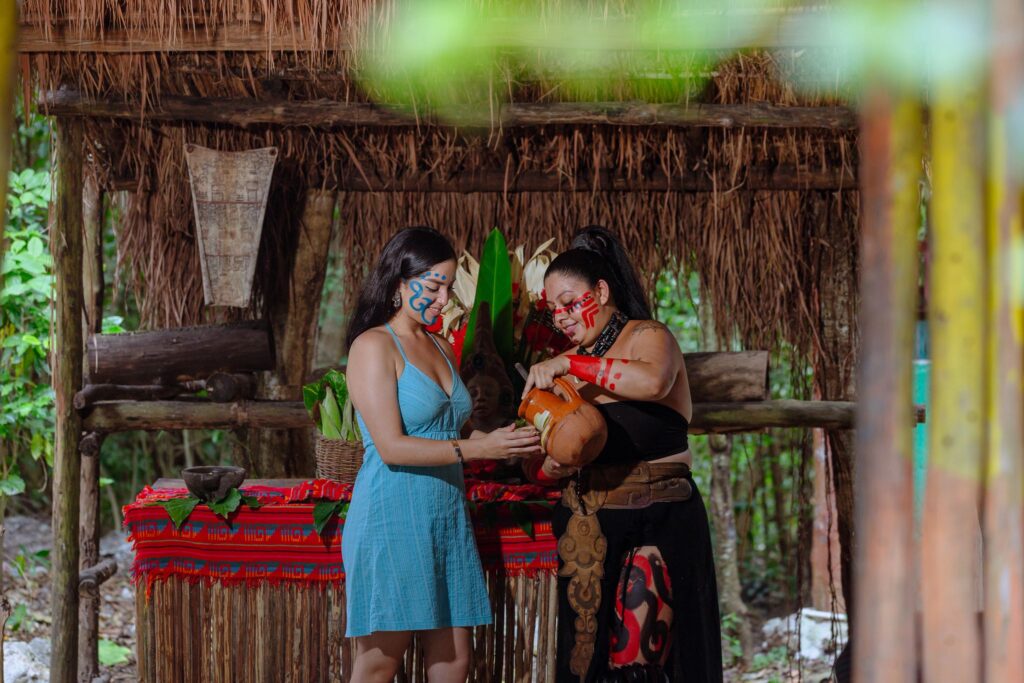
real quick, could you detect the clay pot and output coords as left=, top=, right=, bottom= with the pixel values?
left=518, top=378, right=607, bottom=467
left=182, top=465, right=246, bottom=503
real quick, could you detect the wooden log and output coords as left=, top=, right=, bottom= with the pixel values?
left=51, top=118, right=85, bottom=683
left=852, top=89, right=921, bottom=683
left=685, top=351, right=769, bottom=402
left=78, top=559, right=117, bottom=593
left=86, top=320, right=274, bottom=385
left=41, top=91, right=858, bottom=131
left=206, top=373, right=256, bottom=403
left=81, top=398, right=923, bottom=433
left=78, top=432, right=105, bottom=458
left=75, top=383, right=186, bottom=409
left=983, top=0, right=1024, bottom=678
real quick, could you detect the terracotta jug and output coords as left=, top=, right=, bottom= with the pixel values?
left=518, top=378, right=608, bottom=467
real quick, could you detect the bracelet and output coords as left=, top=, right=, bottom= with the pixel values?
left=451, top=439, right=464, bottom=465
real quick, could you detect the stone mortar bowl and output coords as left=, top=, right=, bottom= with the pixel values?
left=182, top=466, right=246, bottom=503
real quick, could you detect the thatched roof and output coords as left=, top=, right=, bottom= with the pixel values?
left=20, top=0, right=859, bottom=362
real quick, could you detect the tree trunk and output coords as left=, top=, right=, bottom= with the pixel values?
left=314, top=215, right=350, bottom=368
left=248, top=190, right=336, bottom=477
left=51, top=118, right=86, bottom=683
left=709, top=433, right=752, bottom=669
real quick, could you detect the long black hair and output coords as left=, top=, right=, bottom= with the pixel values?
left=346, top=226, right=457, bottom=348
left=545, top=225, right=652, bottom=320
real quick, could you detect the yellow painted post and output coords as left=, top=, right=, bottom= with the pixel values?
left=983, top=0, right=1024, bottom=679
left=921, top=55, right=986, bottom=683
left=853, top=90, right=922, bottom=683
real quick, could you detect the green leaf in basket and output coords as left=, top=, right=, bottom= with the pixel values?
left=303, top=384, right=324, bottom=429
left=313, top=500, right=346, bottom=535
left=320, top=386, right=343, bottom=439
left=509, top=501, right=535, bottom=540
left=323, top=369, right=349, bottom=407
left=159, top=496, right=200, bottom=529
left=207, top=488, right=243, bottom=520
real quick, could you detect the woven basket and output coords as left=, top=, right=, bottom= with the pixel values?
left=314, top=434, right=365, bottom=484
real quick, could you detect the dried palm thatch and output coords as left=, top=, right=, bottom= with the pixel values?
left=23, top=0, right=858, bottom=364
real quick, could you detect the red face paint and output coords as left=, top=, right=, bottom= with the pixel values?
left=553, top=292, right=599, bottom=330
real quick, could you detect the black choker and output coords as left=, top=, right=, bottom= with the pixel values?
left=576, top=311, right=629, bottom=358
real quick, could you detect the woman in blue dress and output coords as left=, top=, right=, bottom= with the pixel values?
left=343, top=226, right=541, bottom=682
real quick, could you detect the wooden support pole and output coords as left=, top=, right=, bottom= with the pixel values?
left=249, top=189, right=336, bottom=477
left=921, top=50, right=985, bottom=682
left=51, top=119, right=85, bottom=683
left=0, top=6, right=16, bottom=270
left=983, top=0, right=1024, bottom=678
left=79, top=171, right=105, bottom=683
left=852, top=88, right=922, bottom=683
left=80, top=398, right=921, bottom=433
left=40, top=92, right=858, bottom=131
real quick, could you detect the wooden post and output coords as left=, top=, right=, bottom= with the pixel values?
left=79, top=173, right=104, bottom=683
left=250, top=190, right=336, bottom=477
left=51, top=119, right=86, bottom=683
left=852, top=88, right=922, bottom=683
left=0, top=3, right=16, bottom=268
left=983, top=0, right=1024, bottom=678
left=921, top=50, right=985, bottom=682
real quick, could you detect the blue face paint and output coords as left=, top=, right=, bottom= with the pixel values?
left=407, top=277, right=439, bottom=325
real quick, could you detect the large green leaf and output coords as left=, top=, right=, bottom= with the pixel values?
left=159, top=496, right=201, bottom=529
left=462, top=228, right=514, bottom=363
left=313, top=500, right=349, bottom=535
left=207, top=488, right=243, bottom=520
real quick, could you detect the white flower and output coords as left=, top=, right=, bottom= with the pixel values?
left=452, top=251, right=479, bottom=312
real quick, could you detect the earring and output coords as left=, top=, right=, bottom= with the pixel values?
left=392, top=291, right=402, bottom=308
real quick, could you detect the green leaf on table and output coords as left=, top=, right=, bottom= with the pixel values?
left=462, top=228, right=514, bottom=364
left=240, top=494, right=263, bottom=510
left=98, top=639, right=132, bottom=666
left=313, top=500, right=345, bottom=535
left=159, top=496, right=200, bottom=529
left=508, top=501, right=535, bottom=540
left=207, top=488, right=243, bottom=520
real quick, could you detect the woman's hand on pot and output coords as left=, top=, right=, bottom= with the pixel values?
left=521, top=356, right=571, bottom=398
left=465, top=424, right=541, bottom=460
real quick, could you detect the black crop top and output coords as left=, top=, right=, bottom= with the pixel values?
left=592, top=400, right=690, bottom=465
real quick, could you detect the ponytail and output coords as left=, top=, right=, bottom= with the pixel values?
left=546, top=225, right=652, bottom=320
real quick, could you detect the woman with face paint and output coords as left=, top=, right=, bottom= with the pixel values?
left=521, top=226, right=722, bottom=683
left=343, top=226, right=541, bottom=683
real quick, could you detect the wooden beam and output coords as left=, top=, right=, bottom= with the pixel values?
left=51, top=119, right=85, bottom=683
left=17, top=24, right=340, bottom=53
left=81, top=398, right=923, bottom=433
left=78, top=559, right=117, bottom=594
left=41, top=91, right=857, bottom=130
left=86, top=321, right=274, bottom=385
left=17, top=9, right=840, bottom=54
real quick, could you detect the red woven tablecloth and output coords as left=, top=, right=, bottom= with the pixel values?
left=124, top=479, right=561, bottom=589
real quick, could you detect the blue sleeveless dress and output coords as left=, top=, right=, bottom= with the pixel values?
left=342, top=325, right=492, bottom=637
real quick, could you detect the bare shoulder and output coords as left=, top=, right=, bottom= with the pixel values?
left=627, top=319, right=671, bottom=339
left=348, top=327, right=396, bottom=365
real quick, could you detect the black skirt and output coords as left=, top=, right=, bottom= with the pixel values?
left=552, top=478, right=723, bottom=683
